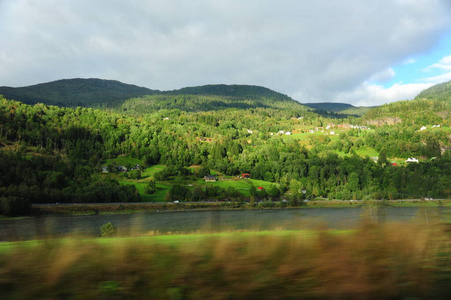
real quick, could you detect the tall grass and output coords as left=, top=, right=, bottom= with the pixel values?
left=1, top=222, right=450, bottom=299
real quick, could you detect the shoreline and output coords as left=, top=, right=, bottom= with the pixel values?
left=21, top=199, right=451, bottom=217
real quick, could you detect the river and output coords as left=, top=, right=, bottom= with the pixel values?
left=0, top=206, right=445, bottom=241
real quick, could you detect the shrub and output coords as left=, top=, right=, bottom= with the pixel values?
left=100, top=222, right=117, bottom=237
left=0, top=196, right=31, bottom=216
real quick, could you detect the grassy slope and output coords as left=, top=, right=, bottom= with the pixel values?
left=110, top=162, right=279, bottom=201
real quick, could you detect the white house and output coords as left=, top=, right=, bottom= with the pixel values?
left=420, top=126, right=427, bottom=131
left=285, top=131, right=291, bottom=135
left=116, top=166, right=128, bottom=172
left=405, top=157, right=419, bottom=163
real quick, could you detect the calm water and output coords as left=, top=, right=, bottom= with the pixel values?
left=0, top=207, right=444, bottom=241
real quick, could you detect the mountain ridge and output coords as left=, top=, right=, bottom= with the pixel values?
left=0, top=78, right=159, bottom=107
left=0, top=78, right=309, bottom=113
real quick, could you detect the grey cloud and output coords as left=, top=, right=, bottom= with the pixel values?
left=1, top=0, right=450, bottom=105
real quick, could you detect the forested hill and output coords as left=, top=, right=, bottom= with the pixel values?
left=303, top=102, right=355, bottom=112
left=166, top=84, right=292, bottom=101
left=415, top=80, right=451, bottom=101
left=0, top=78, right=159, bottom=107
left=359, top=98, right=450, bottom=126
left=118, top=84, right=311, bottom=114
left=359, top=80, right=451, bottom=125
left=0, top=79, right=310, bottom=113
left=302, top=102, right=374, bottom=118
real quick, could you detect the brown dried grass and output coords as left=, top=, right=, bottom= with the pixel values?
left=0, top=222, right=449, bottom=299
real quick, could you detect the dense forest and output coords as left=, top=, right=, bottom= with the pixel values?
left=0, top=79, right=450, bottom=215
left=0, top=78, right=158, bottom=107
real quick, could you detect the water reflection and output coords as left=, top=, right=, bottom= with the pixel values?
left=0, top=206, right=444, bottom=241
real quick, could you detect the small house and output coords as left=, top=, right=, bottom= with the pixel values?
left=204, top=175, right=217, bottom=182
left=116, top=166, right=128, bottom=172
left=405, top=157, right=419, bottom=163
left=242, top=173, right=250, bottom=179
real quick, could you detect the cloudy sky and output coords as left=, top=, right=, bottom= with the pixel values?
left=1, top=0, right=451, bottom=106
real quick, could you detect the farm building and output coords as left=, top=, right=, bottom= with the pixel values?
left=204, top=175, right=217, bottom=182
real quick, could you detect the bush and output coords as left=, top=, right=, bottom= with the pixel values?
left=100, top=222, right=117, bottom=237
left=0, top=196, right=31, bottom=216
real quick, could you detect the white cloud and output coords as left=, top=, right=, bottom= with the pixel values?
left=0, top=0, right=451, bottom=105
left=369, top=68, right=396, bottom=83
left=424, top=55, right=451, bottom=72
left=421, top=71, right=451, bottom=83
left=336, top=82, right=434, bottom=107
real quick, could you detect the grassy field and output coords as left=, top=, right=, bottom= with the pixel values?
left=105, top=155, right=141, bottom=167
left=354, top=146, right=378, bottom=157
left=115, top=163, right=280, bottom=201
left=141, top=164, right=166, bottom=179
left=1, top=223, right=450, bottom=299
left=120, top=180, right=171, bottom=202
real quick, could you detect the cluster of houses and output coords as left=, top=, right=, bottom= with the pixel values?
left=102, top=164, right=141, bottom=173
left=269, top=131, right=292, bottom=136
left=420, top=125, right=441, bottom=131
left=350, top=125, right=369, bottom=130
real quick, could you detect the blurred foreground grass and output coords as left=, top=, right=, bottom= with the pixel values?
left=1, top=223, right=451, bottom=299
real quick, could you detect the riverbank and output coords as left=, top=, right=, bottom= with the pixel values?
left=27, top=199, right=451, bottom=216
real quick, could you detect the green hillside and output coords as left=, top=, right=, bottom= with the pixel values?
left=116, top=83, right=313, bottom=114
left=119, top=92, right=310, bottom=114
left=415, top=80, right=451, bottom=101
left=0, top=79, right=312, bottom=114
left=166, top=84, right=293, bottom=101
left=360, top=80, right=451, bottom=126
left=303, top=102, right=355, bottom=112
left=303, top=102, right=374, bottom=117
left=0, top=78, right=158, bottom=107
left=339, top=106, right=374, bottom=116
left=360, top=99, right=449, bottom=125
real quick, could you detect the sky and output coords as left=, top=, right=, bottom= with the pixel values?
left=1, top=0, right=451, bottom=106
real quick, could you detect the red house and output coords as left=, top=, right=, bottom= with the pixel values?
left=242, top=173, right=250, bottom=179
